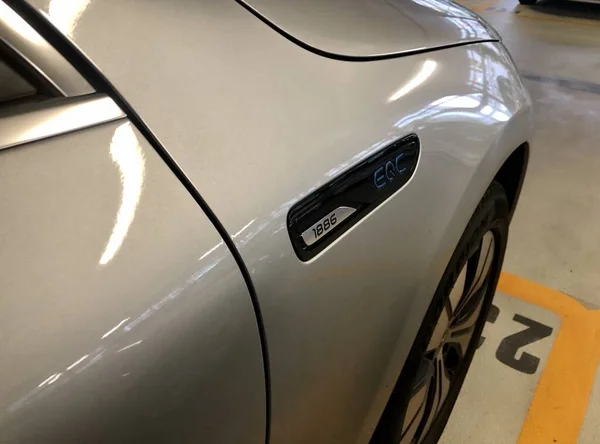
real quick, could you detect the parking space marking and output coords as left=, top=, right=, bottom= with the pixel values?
left=441, top=292, right=560, bottom=444
left=580, top=365, right=600, bottom=443
left=498, top=273, right=600, bottom=444
left=465, top=0, right=500, bottom=13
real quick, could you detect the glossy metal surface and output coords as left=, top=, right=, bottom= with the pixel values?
left=0, top=1, right=93, bottom=96
left=0, top=121, right=265, bottom=443
left=21, top=1, right=531, bottom=442
left=239, top=0, right=500, bottom=58
left=0, top=94, right=124, bottom=151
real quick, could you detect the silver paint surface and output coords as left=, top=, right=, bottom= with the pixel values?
left=0, top=1, right=92, bottom=96
left=19, top=1, right=531, bottom=443
left=239, top=0, right=500, bottom=57
left=0, top=94, right=124, bottom=151
left=0, top=121, right=265, bottom=443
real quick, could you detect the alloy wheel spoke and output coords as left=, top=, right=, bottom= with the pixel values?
left=428, top=264, right=469, bottom=354
left=434, top=358, right=452, bottom=415
left=400, top=372, right=430, bottom=443
left=447, top=266, right=467, bottom=318
left=400, top=400, right=426, bottom=444
left=421, top=357, right=452, bottom=439
left=447, top=289, right=485, bottom=355
left=427, top=310, right=449, bottom=353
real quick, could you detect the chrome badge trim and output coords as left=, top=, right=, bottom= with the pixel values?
left=301, top=206, right=356, bottom=247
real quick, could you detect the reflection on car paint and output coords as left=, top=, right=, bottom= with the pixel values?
left=101, top=317, right=131, bottom=339
left=47, top=0, right=91, bottom=37
left=388, top=60, right=437, bottom=102
left=116, top=340, right=143, bottom=353
left=6, top=238, right=230, bottom=415
left=99, top=122, right=145, bottom=265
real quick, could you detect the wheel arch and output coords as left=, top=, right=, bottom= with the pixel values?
left=493, top=141, right=529, bottom=221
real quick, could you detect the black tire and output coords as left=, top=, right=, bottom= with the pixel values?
left=518, top=0, right=537, bottom=4
left=372, top=181, right=509, bottom=444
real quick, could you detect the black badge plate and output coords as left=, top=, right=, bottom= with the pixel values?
left=288, top=134, right=420, bottom=261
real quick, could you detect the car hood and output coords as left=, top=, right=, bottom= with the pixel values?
left=238, top=0, right=500, bottom=59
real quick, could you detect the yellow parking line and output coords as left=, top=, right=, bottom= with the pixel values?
left=468, top=0, right=501, bottom=13
left=498, top=273, right=600, bottom=444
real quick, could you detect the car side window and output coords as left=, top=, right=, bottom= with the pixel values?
left=0, top=42, right=59, bottom=114
left=0, top=0, right=93, bottom=113
left=0, top=1, right=114, bottom=153
left=0, top=57, right=36, bottom=104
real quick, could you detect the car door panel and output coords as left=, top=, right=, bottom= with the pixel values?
left=0, top=112, right=265, bottom=443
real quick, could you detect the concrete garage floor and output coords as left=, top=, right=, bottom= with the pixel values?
left=441, top=1, right=600, bottom=443
left=464, top=0, right=600, bottom=306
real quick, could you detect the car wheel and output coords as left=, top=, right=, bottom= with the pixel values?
left=372, top=181, right=509, bottom=444
left=518, top=0, right=537, bottom=4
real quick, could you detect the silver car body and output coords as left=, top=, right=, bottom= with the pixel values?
left=0, top=1, right=531, bottom=443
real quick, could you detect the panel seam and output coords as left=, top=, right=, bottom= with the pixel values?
left=234, top=0, right=499, bottom=62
